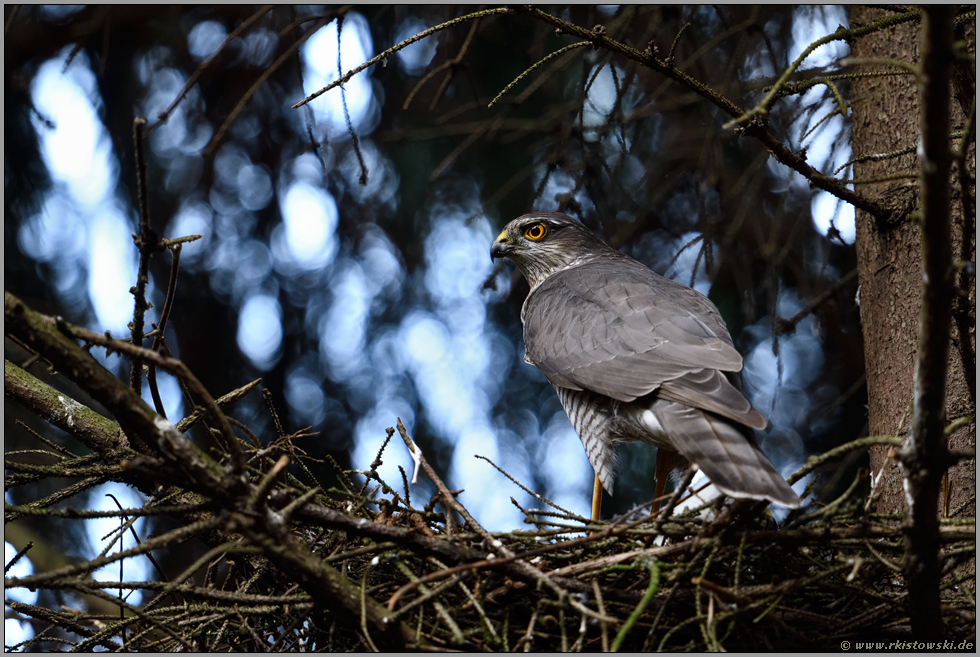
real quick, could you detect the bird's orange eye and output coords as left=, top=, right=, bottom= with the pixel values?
left=524, top=223, right=547, bottom=241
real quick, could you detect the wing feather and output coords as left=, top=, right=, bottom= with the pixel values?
left=523, top=259, right=750, bottom=418
left=659, top=369, right=766, bottom=429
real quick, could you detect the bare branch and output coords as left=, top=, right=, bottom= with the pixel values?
left=292, top=7, right=513, bottom=109
left=900, top=5, right=954, bottom=641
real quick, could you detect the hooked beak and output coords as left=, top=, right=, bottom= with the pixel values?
left=490, top=228, right=511, bottom=262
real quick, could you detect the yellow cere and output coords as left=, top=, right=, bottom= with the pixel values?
left=495, top=228, right=508, bottom=243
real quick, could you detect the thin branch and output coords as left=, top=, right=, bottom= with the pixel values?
left=14, top=418, right=77, bottom=458
left=729, top=11, right=921, bottom=126
left=666, top=22, right=691, bottom=68
left=611, top=560, right=660, bottom=651
left=402, top=9, right=485, bottom=111
left=5, top=517, right=222, bottom=589
left=775, top=268, right=859, bottom=335
left=839, top=55, right=921, bottom=77
left=428, top=14, right=481, bottom=111
left=512, top=5, right=892, bottom=221
left=130, top=116, right=152, bottom=397
left=146, top=244, right=182, bottom=417
left=336, top=14, right=369, bottom=185
left=4, top=292, right=245, bottom=477
left=488, top=41, right=590, bottom=108
left=393, top=418, right=581, bottom=608
left=158, top=234, right=203, bottom=248
left=474, top=454, right=582, bottom=520
left=293, top=7, right=513, bottom=109
left=144, top=5, right=274, bottom=135
left=206, top=15, right=333, bottom=154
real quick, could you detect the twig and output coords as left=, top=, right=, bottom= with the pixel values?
left=336, top=14, right=369, bottom=185
left=4, top=541, right=34, bottom=574
left=394, top=420, right=591, bottom=615
left=4, top=477, right=110, bottom=524
left=592, top=578, right=610, bottom=652
left=384, top=478, right=681, bottom=612
left=488, top=41, right=589, bottom=108
left=726, top=11, right=921, bottom=128
left=474, top=454, right=582, bottom=520
left=776, top=269, right=859, bottom=335
left=293, top=7, right=513, bottom=108
left=512, top=5, right=892, bottom=221
left=403, top=12, right=481, bottom=111
left=207, top=15, right=332, bottom=154
left=145, top=6, right=274, bottom=135
left=839, top=55, right=921, bottom=76
left=835, top=143, right=916, bottom=174
left=611, top=559, right=660, bottom=651
left=158, top=234, right=203, bottom=249
left=14, top=418, right=76, bottom=458
left=360, top=567, right=380, bottom=651
left=174, top=378, right=262, bottom=433
left=666, top=22, right=691, bottom=68
left=6, top=516, right=222, bottom=589
left=788, top=435, right=903, bottom=485
left=129, top=116, right=152, bottom=397
left=146, top=244, right=182, bottom=417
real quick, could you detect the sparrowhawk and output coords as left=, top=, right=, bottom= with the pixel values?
left=490, top=212, right=800, bottom=519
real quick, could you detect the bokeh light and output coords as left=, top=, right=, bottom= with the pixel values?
left=7, top=7, right=870, bottom=543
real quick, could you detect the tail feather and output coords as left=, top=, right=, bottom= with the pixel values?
left=653, top=401, right=800, bottom=508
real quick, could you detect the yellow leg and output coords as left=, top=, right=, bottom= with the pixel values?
left=591, top=474, right=603, bottom=521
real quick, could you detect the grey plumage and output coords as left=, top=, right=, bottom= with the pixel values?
left=491, top=212, right=799, bottom=508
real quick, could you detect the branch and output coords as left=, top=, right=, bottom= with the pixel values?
left=130, top=116, right=151, bottom=396
left=6, top=291, right=155, bottom=456
left=292, top=7, right=513, bottom=109
left=488, top=41, right=590, bottom=108
left=144, top=5, right=274, bottom=135
left=4, top=291, right=246, bottom=480
left=511, top=6, right=891, bottom=222
left=5, top=359, right=125, bottom=457
left=206, top=13, right=336, bottom=154
left=775, top=269, right=859, bottom=336
left=145, top=244, right=182, bottom=417
left=5, top=306, right=420, bottom=648
left=240, top=523, right=420, bottom=650
left=736, top=11, right=921, bottom=126
left=392, top=420, right=601, bottom=620
left=403, top=12, right=482, bottom=112
left=901, top=5, right=954, bottom=642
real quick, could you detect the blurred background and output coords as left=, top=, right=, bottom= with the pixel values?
left=6, top=4, right=870, bottom=640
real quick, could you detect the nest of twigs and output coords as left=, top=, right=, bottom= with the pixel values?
left=5, top=387, right=975, bottom=652
left=276, top=422, right=977, bottom=652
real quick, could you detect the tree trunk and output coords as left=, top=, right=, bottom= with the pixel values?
left=850, top=2, right=975, bottom=547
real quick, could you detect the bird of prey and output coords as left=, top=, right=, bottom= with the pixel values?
left=490, top=212, right=800, bottom=520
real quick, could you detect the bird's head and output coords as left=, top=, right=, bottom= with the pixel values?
left=490, top=212, right=616, bottom=289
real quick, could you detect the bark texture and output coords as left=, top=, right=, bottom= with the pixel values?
left=850, top=7, right=975, bottom=523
